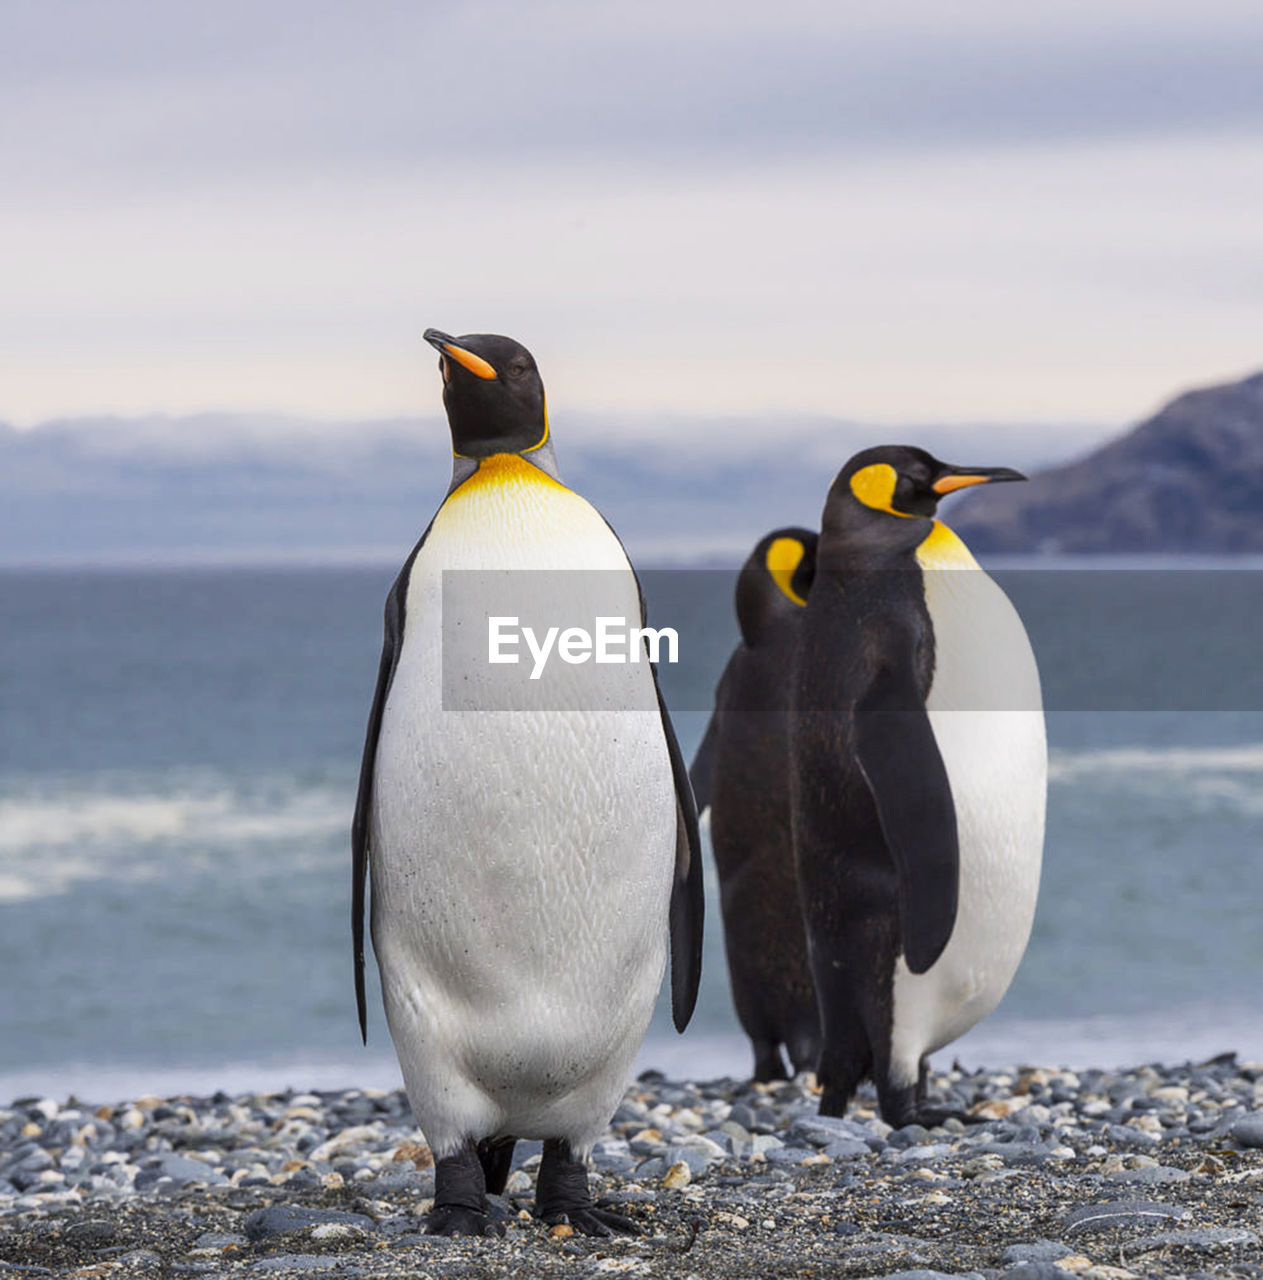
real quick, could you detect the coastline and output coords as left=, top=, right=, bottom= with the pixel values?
left=3, top=1059, right=1262, bottom=1279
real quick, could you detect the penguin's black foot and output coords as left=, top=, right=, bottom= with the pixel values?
left=751, top=1037, right=790, bottom=1083
left=543, top=1205, right=639, bottom=1237
left=535, top=1138, right=637, bottom=1237
left=879, top=1088, right=984, bottom=1130
left=428, top=1146, right=500, bottom=1237
left=424, top=1205, right=503, bottom=1237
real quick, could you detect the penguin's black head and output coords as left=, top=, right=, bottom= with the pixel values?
left=837, top=445, right=1025, bottom=520
left=423, top=329, right=548, bottom=459
left=735, top=527, right=818, bottom=646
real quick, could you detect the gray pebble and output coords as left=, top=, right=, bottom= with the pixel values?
left=896, top=1143, right=952, bottom=1164
left=1106, top=1165, right=1190, bottom=1184
left=1232, top=1113, right=1263, bottom=1148
left=368, top=1168, right=434, bottom=1194
left=664, top=1145, right=714, bottom=1175
left=243, top=1205, right=376, bottom=1241
left=823, top=1138, right=871, bottom=1161
left=251, top=1255, right=344, bottom=1272
left=1064, top=1199, right=1192, bottom=1232
left=1002, top=1240, right=1074, bottom=1263
left=158, top=1154, right=228, bottom=1186
left=763, top=1146, right=811, bottom=1166
left=1131, top=1227, right=1260, bottom=1251
left=867, top=1272, right=982, bottom=1280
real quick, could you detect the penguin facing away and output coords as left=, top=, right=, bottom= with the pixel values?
left=691, top=528, right=822, bottom=1083
left=352, top=330, right=704, bottom=1236
left=789, top=446, right=1045, bottom=1127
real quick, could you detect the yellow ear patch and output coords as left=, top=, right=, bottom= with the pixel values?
left=849, top=463, right=909, bottom=515
left=932, top=473, right=989, bottom=495
left=441, top=342, right=498, bottom=380
left=765, top=537, right=808, bottom=606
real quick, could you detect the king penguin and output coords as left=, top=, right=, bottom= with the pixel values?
left=352, top=330, right=704, bottom=1236
left=789, top=446, right=1045, bottom=1127
left=691, top=528, right=822, bottom=1083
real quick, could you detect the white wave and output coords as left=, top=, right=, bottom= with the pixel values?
left=8, top=1009, right=1261, bottom=1109
left=938, top=1004, right=1263, bottom=1074
left=0, top=1050, right=406, bottom=1110
left=1049, top=743, right=1263, bottom=781
left=0, top=771, right=352, bottom=902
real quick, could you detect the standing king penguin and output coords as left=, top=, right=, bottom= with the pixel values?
left=691, top=528, right=822, bottom=1082
left=790, top=447, right=1045, bottom=1127
left=352, top=331, right=703, bottom=1237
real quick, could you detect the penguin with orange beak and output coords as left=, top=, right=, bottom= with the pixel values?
left=790, top=446, right=1046, bottom=1126
left=353, top=330, right=703, bottom=1235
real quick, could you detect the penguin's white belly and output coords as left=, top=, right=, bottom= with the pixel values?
left=370, top=461, right=676, bottom=1154
left=889, top=537, right=1046, bottom=1081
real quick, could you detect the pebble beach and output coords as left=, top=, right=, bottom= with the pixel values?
left=3, top=1058, right=1263, bottom=1279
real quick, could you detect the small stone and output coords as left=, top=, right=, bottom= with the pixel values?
left=1003, top=1241, right=1075, bottom=1264
left=311, top=1223, right=367, bottom=1242
left=1231, top=1113, right=1263, bottom=1148
left=1064, top=1200, right=1191, bottom=1232
left=251, top=1255, right=342, bottom=1272
left=822, top=1138, right=871, bottom=1160
left=1195, top=1153, right=1225, bottom=1175
left=970, top=1096, right=1029, bottom=1120
left=662, top=1160, right=691, bottom=1189
left=65, top=1221, right=117, bottom=1246
left=392, top=1140, right=434, bottom=1168
left=1106, top=1165, right=1190, bottom=1185
left=1132, top=1227, right=1259, bottom=1251
left=243, top=1205, right=376, bottom=1241
left=549, top=1223, right=575, bottom=1240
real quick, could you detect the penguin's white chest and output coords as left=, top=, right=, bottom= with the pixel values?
left=889, top=525, right=1046, bottom=1076
left=369, top=457, right=677, bottom=1153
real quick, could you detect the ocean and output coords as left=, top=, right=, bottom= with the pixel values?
left=1, top=563, right=1260, bottom=1105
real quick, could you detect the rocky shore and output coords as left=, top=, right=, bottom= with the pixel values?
left=2, top=1057, right=1262, bottom=1279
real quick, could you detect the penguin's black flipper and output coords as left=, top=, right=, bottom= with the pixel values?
left=655, top=672, right=704, bottom=1032
left=352, top=534, right=427, bottom=1043
left=688, top=712, right=719, bottom=818
left=854, top=660, right=959, bottom=975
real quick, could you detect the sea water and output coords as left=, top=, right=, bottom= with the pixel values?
left=0, top=564, right=1260, bottom=1103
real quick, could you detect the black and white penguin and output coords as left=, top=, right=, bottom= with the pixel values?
left=691, top=528, right=822, bottom=1083
left=352, top=330, right=703, bottom=1236
left=789, top=446, right=1045, bottom=1127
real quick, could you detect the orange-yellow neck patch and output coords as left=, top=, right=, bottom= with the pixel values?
left=450, top=452, right=569, bottom=501
left=765, top=537, right=808, bottom=605
left=916, top=520, right=980, bottom=570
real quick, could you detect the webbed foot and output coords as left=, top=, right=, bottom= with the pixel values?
left=535, top=1138, right=638, bottom=1237
left=544, top=1204, right=639, bottom=1237
left=427, top=1145, right=501, bottom=1237
left=424, top=1204, right=503, bottom=1237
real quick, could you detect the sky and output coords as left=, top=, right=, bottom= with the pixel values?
left=3, top=0, right=1263, bottom=443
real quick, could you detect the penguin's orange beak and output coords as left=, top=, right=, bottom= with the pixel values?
left=423, top=329, right=498, bottom=381
left=932, top=466, right=1026, bottom=495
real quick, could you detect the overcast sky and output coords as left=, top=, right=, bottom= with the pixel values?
left=3, top=0, right=1262, bottom=442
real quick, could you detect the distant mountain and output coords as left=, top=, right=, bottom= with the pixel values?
left=953, top=371, right=1263, bottom=553
left=0, top=412, right=1103, bottom=567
